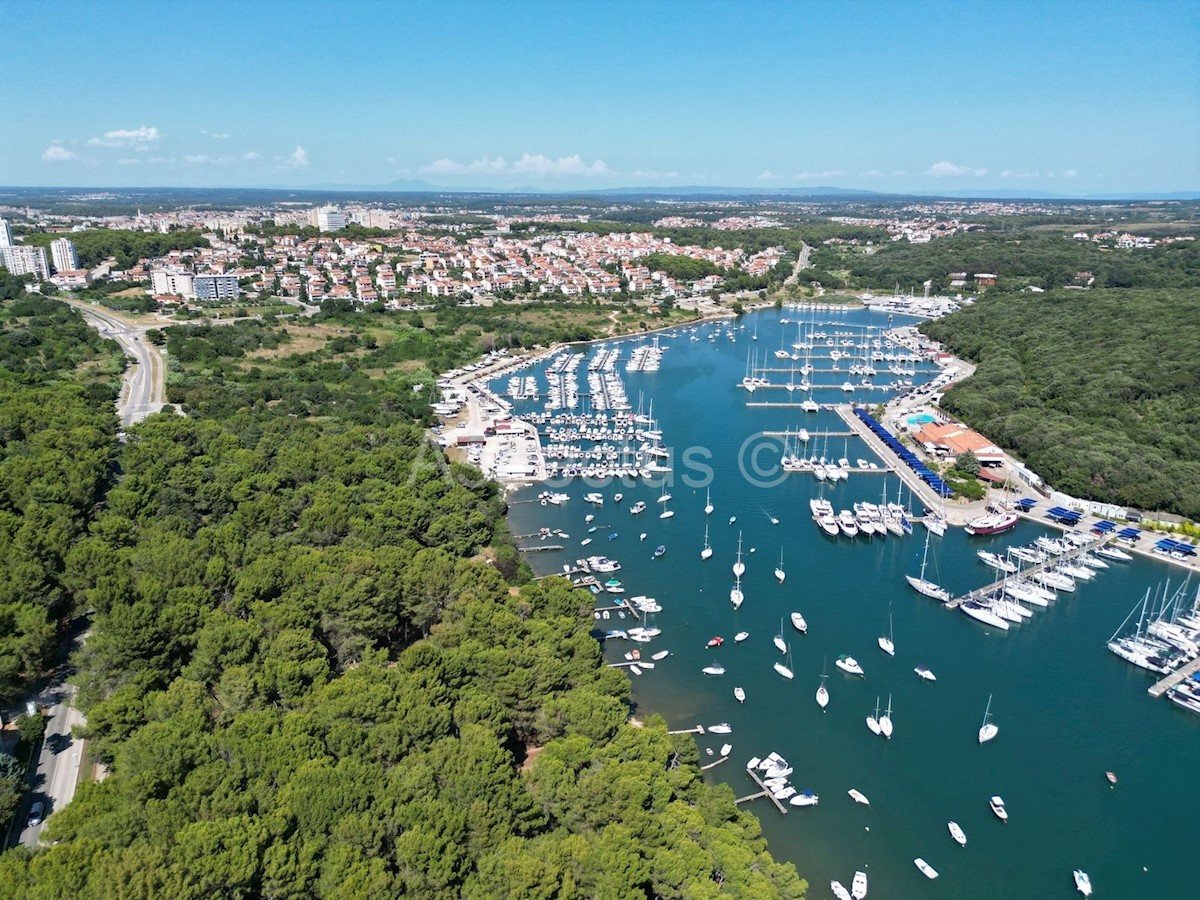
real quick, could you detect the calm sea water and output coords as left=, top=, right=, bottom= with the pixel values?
left=500, top=309, right=1195, bottom=899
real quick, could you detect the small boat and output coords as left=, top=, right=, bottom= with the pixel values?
left=879, top=694, right=894, bottom=740
left=630, top=501, right=647, bottom=515
left=978, top=693, right=998, bottom=744
left=816, top=666, right=830, bottom=710
left=775, top=547, right=785, bottom=583
left=866, top=697, right=882, bottom=735
left=584, top=492, right=604, bottom=505
left=914, top=858, right=939, bottom=880
left=789, top=790, right=819, bottom=807
left=608, top=532, right=619, bottom=541
left=851, top=870, right=867, bottom=900
left=659, top=508, right=674, bottom=520
left=878, top=605, right=895, bottom=656
left=701, top=524, right=713, bottom=560
left=830, top=881, right=852, bottom=900
left=653, top=544, right=666, bottom=558
left=848, top=789, right=870, bottom=806
left=1105, top=771, right=1118, bottom=786
left=836, top=654, right=864, bottom=676
left=628, top=664, right=642, bottom=675
left=581, top=538, right=593, bottom=546
left=1073, top=869, right=1093, bottom=897
left=651, top=650, right=669, bottom=661
left=702, top=664, right=725, bottom=676
left=773, top=660, right=794, bottom=680
left=989, top=795, right=1008, bottom=822
left=707, top=723, right=732, bottom=734
left=729, top=516, right=736, bottom=525
left=734, top=631, right=749, bottom=642
left=613, top=493, right=623, bottom=503
left=915, top=665, right=936, bottom=682
left=720, top=743, right=732, bottom=757
left=706, top=636, right=724, bottom=648
left=734, top=687, right=746, bottom=703
left=585, top=514, right=595, bottom=524
left=639, top=533, right=647, bottom=541
left=790, top=611, right=808, bottom=634
left=704, top=487, right=714, bottom=515
left=948, top=821, right=967, bottom=846
left=732, top=532, right=746, bottom=577
left=588, top=526, right=598, bottom=533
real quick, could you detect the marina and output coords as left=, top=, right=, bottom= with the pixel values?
left=495, top=307, right=1199, bottom=899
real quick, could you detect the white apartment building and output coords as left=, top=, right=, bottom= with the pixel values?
left=0, top=218, right=13, bottom=248
left=151, top=270, right=195, bottom=298
left=310, top=205, right=346, bottom=233
left=51, top=237, right=78, bottom=273
left=0, top=245, right=50, bottom=279
left=193, top=273, right=240, bottom=300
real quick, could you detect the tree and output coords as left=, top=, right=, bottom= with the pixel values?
left=955, top=449, right=981, bottom=476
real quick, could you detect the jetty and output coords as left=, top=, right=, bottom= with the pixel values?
left=734, top=765, right=788, bottom=815
left=667, top=725, right=705, bottom=735
left=946, top=533, right=1112, bottom=609
left=1148, top=655, right=1200, bottom=698
left=700, top=755, right=730, bottom=771
left=517, top=544, right=563, bottom=553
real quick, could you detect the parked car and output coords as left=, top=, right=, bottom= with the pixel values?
left=27, top=801, right=44, bottom=827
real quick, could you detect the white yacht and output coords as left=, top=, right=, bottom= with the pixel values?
left=914, top=665, right=937, bottom=681
left=732, top=532, right=746, bottom=577
left=979, top=694, right=998, bottom=743
left=733, top=687, right=745, bottom=703
left=700, top=524, right=713, bottom=560
left=790, top=611, right=808, bottom=634
left=906, top=530, right=951, bottom=602
left=866, top=697, right=882, bottom=735
left=773, top=660, right=794, bottom=680
left=989, top=795, right=1008, bottom=822
left=878, top=607, right=895, bottom=656
left=704, top=486, right=714, bottom=515
left=848, top=789, right=870, bottom=806
left=790, top=789, right=819, bottom=807
left=702, top=664, right=725, bottom=676
left=830, top=883, right=851, bottom=900
left=1073, top=869, right=1093, bottom=896
left=960, top=600, right=1010, bottom=630
left=879, top=695, right=894, bottom=740
left=734, top=631, right=749, bottom=643
left=851, top=870, right=867, bottom=900
left=914, top=858, right=938, bottom=880
left=836, top=654, right=864, bottom=676
left=948, top=821, right=967, bottom=846
left=816, top=672, right=829, bottom=709
left=774, top=548, right=785, bottom=583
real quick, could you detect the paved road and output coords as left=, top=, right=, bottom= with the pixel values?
left=783, top=242, right=813, bottom=287
left=63, top=300, right=167, bottom=426
left=15, top=683, right=85, bottom=849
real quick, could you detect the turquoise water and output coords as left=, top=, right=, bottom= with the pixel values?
left=907, top=413, right=937, bottom=425
left=500, top=309, right=1195, bottom=899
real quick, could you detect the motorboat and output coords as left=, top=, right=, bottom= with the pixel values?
left=1073, top=869, right=1093, bottom=896
left=914, top=858, right=939, bottom=880
left=977, top=550, right=1018, bottom=574
left=1096, top=544, right=1133, bottom=561
left=965, top=509, right=1019, bottom=535
left=830, top=881, right=852, bottom=900
left=653, top=544, right=666, bottom=558
left=836, top=654, right=864, bottom=676
left=720, top=743, right=732, bottom=757
left=989, top=795, right=1008, bottom=822
left=914, top=665, right=937, bottom=681
left=651, top=650, right=669, bottom=661
left=629, top=501, right=646, bottom=515
left=789, top=790, right=818, bottom=807
left=613, top=493, right=623, bottom=503
left=734, top=687, right=746, bottom=703
left=706, top=636, right=724, bottom=648
left=584, top=492, right=604, bottom=505
left=702, top=664, right=725, bottom=676
left=851, top=870, right=867, bottom=900
left=707, top=723, right=732, bottom=734
left=948, top=821, right=967, bottom=846
left=734, top=631, right=749, bottom=642
left=978, top=694, right=999, bottom=744
left=848, top=789, right=869, bottom=805
left=790, top=611, right=808, bottom=634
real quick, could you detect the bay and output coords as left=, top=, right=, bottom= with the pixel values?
left=499, top=307, right=1194, bottom=899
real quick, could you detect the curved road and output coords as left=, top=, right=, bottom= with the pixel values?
left=64, top=299, right=167, bottom=426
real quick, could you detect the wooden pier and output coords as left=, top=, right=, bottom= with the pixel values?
left=760, top=429, right=855, bottom=438
left=1148, top=655, right=1200, bottom=698
left=667, top=725, right=705, bottom=735
left=518, top=544, right=564, bottom=553
left=946, top=534, right=1112, bottom=610
left=734, top=764, right=788, bottom=815
left=701, top=756, right=730, bottom=771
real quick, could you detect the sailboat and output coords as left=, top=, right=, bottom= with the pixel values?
left=775, top=547, right=786, bottom=583
left=732, top=532, right=746, bottom=577
left=905, top=529, right=951, bottom=602
left=773, top=618, right=787, bottom=654
left=879, top=694, right=894, bottom=739
left=878, top=604, right=895, bottom=656
left=773, top=645, right=794, bottom=680
left=704, top=486, right=714, bottom=515
left=978, top=694, right=999, bottom=744
left=866, top=697, right=882, bottom=735
left=816, top=660, right=829, bottom=710
left=730, top=574, right=744, bottom=610
left=700, top=524, right=713, bottom=560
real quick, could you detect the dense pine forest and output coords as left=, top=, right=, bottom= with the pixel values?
left=921, top=286, right=1200, bottom=518
left=0, top=299, right=806, bottom=898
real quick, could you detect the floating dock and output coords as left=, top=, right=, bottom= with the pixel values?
left=946, top=534, right=1112, bottom=609
left=1148, top=655, right=1200, bottom=698
left=734, top=764, right=788, bottom=815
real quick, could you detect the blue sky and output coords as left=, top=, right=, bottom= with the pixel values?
left=4, top=0, right=1198, bottom=194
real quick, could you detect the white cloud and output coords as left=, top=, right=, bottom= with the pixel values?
left=1063, top=169, right=1077, bottom=178
left=420, top=153, right=612, bottom=179
left=929, top=160, right=988, bottom=177
left=793, top=169, right=846, bottom=179
left=891, top=170, right=907, bottom=177
left=243, top=151, right=262, bottom=161
left=88, top=125, right=162, bottom=148
left=184, top=154, right=212, bottom=164
left=630, top=169, right=679, bottom=180
left=41, top=143, right=77, bottom=162
left=757, top=170, right=780, bottom=181
left=282, top=145, right=308, bottom=168
left=860, top=169, right=885, bottom=178
left=1001, top=169, right=1039, bottom=179
left=117, top=158, right=141, bottom=166
left=202, top=130, right=231, bottom=139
